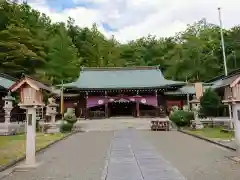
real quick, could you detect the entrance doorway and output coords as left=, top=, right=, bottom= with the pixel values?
left=108, top=102, right=135, bottom=117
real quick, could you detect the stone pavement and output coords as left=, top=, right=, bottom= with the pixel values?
left=103, top=130, right=186, bottom=180
left=78, top=117, right=168, bottom=131
left=1, top=131, right=113, bottom=180
left=141, top=131, right=240, bottom=180
left=2, top=126, right=240, bottom=180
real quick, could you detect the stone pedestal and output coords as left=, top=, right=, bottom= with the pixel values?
left=25, top=107, right=37, bottom=166
left=191, top=120, right=204, bottom=130
left=0, top=123, right=25, bottom=135
left=46, top=123, right=60, bottom=134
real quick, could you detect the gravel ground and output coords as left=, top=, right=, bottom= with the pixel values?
left=139, top=130, right=240, bottom=180
left=1, top=131, right=113, bottom=180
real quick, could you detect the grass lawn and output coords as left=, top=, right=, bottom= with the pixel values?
left=0, top=133, right=68, bottom=167
left=185, top=127, right=234, bottom=140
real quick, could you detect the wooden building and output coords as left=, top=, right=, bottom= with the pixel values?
left=58, top=66, right=200, bottom=119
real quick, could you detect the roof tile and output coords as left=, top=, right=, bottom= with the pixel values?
left=63, top=66, right=185, bottom=89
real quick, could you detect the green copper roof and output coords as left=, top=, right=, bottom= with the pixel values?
left=0, top=73, right=15, bottom=89
left=63, top=66, right=185, bottom=89
left=165, top=85, right=211, bottom=95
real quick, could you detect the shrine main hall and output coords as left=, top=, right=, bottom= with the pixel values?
left=60, top=66, right=196, bottom=119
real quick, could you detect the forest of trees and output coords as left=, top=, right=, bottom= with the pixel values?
left=1, top=0, right=240, bottom=85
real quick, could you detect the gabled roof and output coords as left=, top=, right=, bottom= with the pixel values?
left=210, top=74, right=239, bottom=89
left=206, top=68, right=240, bottom=83
left=62, top=66, right=186, bottom=90
left=164, top=84, right=211, bottom=95
left=0, top=73, right=16, bottom=89
left=9, top=75, right=52, bottom=92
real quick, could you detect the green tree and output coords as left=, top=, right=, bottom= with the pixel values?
left=0, top=25, right=46, bottom=77
left=200, top=88, right=221, bottom=117
left=44, top=23, right=80, bottom=84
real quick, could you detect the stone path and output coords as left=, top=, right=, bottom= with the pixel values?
left=78, top=117, right=168, bottom=131
left=141, top=131, right=240, bottom=180
left=104, top=130, right=186, bottom=180
left=2, top=127, right=240, bottom=180
left=1, top=131, right=113, bottom=180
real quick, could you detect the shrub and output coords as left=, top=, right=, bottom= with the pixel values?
left=169, top=110, right=194, bottom=127
left=64, top=113, right=77, bottom=124
left=60, top=121, right=73, bottom=133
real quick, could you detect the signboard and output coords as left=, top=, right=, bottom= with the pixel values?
left=28, top=114, right=32, bottom=126
left=114, top=98, right=129, bottom=103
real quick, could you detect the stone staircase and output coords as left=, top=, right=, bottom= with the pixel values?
left=77, top=117, right=169, bottom=132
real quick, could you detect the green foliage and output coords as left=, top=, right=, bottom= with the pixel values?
left=60, top=121, right=73, bottom=133
left=200, top=88, right=221, bottom=117
left=1, top=2, right=240, bottom=84
left=169, top=110, right=194, bottom=127
left=63, top=113, right=77, bottom=124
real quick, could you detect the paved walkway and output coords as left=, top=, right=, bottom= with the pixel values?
left=141, top=131, right=240, bottom=180
left=2, top=127, right=240, bottom=180
left=104, top=130, right=186, bottom=180
left=78, top=117, right=168, bottom=131
left=1, top=132, right=113, bottom=180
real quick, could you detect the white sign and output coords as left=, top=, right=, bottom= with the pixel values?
left=98, top=100, right=104, bottom=105
left=109, top=98, right=114, bottom=102
left=115, top=98, right=129, bottom=103
left=141, top=98, right=146, bottom=104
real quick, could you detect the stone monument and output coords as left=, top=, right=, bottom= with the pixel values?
left=9, top=76, right=52, bottom=169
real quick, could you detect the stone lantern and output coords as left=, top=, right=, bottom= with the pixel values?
left=9, top=76, right=52, bottom=168
left=46, top=97, right=59, bottom=133
left=2, top=91, right=15, bottom=124
left=190, top=96, right=200, bottom=118
left=0, top=92, right=16, bottom=135
left=189, top=82, right=204, bottom=129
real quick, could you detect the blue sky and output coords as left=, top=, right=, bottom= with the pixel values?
left=45, top=0, right=97, bottom=11
left=27, top=0, right=240, bottom=43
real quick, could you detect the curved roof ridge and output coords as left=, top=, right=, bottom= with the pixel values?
left=80, top=66, right=160, bottom=71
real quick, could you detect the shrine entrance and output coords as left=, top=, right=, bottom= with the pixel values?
left=108, top=98, right=136, bottom=117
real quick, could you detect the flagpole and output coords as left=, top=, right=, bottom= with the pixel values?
left=61, top=80, right=64, bottom=120
left=218, top=7, right=228, bottom=76
left=186, top=77, right=190, bottom=111
left=218, top=7, right=233, bottom=129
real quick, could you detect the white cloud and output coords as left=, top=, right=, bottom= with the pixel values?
left=26, top=0, right=240, bottom=43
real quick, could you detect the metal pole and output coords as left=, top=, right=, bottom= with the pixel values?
left=186, top=77, right=190, bottom=111
left=218, top=7, right=228, bottom=76
left=61, top=80, right=64, bottom=120
left=218, top=8, right=233, bottom=129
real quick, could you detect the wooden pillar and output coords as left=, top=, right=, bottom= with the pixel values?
left=136, top=90, right=140, bottom=117
left=85, top=92, right=88, bottom=120
left=155, top=90, right=158, bottom=117
left=136, top=102, right=140, bottom=117
left=105, top=91, right=108, bottom=118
